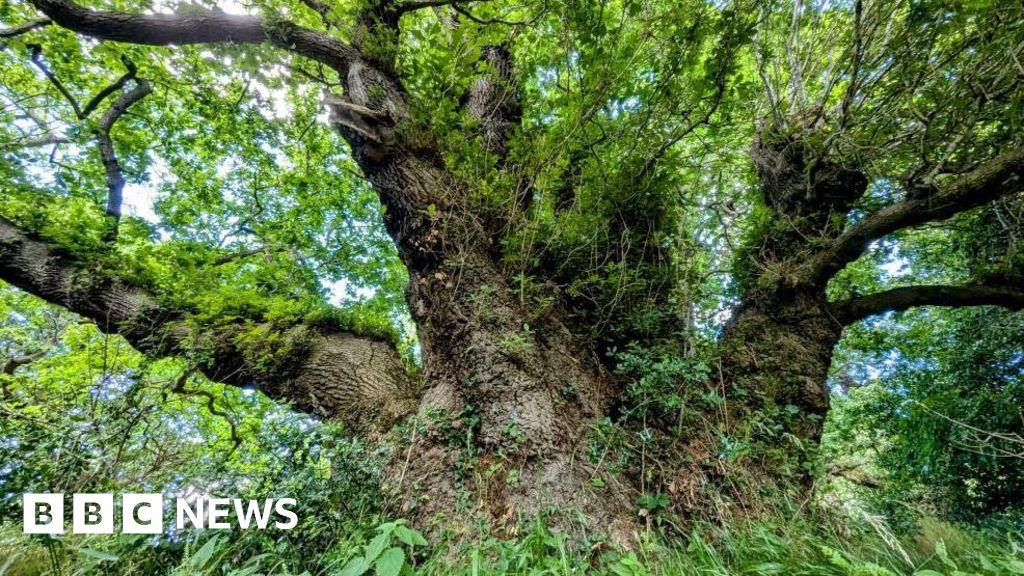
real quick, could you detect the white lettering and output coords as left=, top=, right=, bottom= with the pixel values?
left=233, top=499, right=273, bottom=529
left=274, top=498, right=298, bottom=529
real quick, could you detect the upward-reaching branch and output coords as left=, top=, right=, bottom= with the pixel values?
left=802, top=147, right=1024, bottom=286
left=95, top=76, right=152, bottom=241
left=29, top=44, right=85, bottom=118
left=80, top=57, right=138, bottom=118
left=25, top=43, right=153, bottom=241
left=29, top=0, right=361, bottom=73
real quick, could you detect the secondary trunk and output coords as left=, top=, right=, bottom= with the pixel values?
left=719, top=288, right=841, bottom=442
left=719, top=129, right=868, bottom=445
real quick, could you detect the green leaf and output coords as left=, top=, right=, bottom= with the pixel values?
left=77, top=548, right=118, bottom=562
left=0, top=554, right=20, bottom=576
left=365, top=532, right=390, bottom=563
left=935, top=541, right=957, bottom=570
left=1001, top=559, right=1024, bottom=575
left=339, top=557, right=370, bottom=576
left=374, top=547, right=405, bottom=576
left=393, top=525, right=428, bottom=547
left=189, top=536, right=221, bottom=568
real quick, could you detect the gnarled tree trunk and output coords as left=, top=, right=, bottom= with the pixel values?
left=12, top=0, right=1024, bottom=545
left=720, top=130, right=868, bottom=443
left=328, top=55, right=636, bottom=539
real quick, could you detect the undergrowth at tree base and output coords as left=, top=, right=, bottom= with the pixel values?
left=1, top=506, right=1021, bottom=575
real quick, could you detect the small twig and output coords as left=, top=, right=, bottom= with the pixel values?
left=2, top=349, right=48, bottom=375
left=396, top=422, right=419, bottom=490
left=170, top=369, right=243, bottom=456
left=0, top=18, right=50, bottom=39
left=915, top=400, right=1024, bottom=459
left=29, top=44, right=84, bottom=118
left=0, top=134, right=70, bottom=148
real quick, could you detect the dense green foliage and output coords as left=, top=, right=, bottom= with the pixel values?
left=2, top=0, right=1023, bottom=572
left=828, top=307, right=1024, bottom=528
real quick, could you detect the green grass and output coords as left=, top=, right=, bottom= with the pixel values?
left=2, top=510, right=1021, bottom=576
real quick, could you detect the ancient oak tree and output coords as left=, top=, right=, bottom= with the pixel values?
left=1, top=0, right=1022, bottom=538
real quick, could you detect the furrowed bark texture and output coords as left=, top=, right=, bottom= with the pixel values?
left=0, top=217, right=415, bottom=435
left=465, top=44, right=521, bottom=159
left=720, top=133, right=869, bottom=441
left=329, top=58, right=636, bottom=539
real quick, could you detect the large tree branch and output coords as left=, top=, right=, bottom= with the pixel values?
left=0, top=216, right=417, bottom=434
left=831, top=284, right=1024, bottom=325
left=1, top=134, right=70, bottom=148
left=802, top=147, right=1024, bottom=286
left=29, top=0, right=360, bottom=73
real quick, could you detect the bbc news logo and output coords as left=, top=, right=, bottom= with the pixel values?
left=23, top=493, right=298, bottom=534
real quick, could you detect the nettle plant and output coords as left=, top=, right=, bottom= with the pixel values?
left=337, top=519, right=428, bottom=576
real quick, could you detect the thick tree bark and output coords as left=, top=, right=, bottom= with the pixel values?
left=717, top=132, right=869, bottom=442
left=328, top=59, right=636, bottom=539
left=464, top=44, right=521, bottom=160
left=720, top=291, right=842, bottom=441
left=721, top=130, right=1024, bottom=447
left=0, top=217, right=416, bottom=434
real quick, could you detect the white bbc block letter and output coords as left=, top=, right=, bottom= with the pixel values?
left=176, top=498, right=204, bottom=529
left=23, top=493, right=64, bottom=534
left=123, top=494, right=163, bottom=534
left=73, top=493, right=114, bottom=534
left=274, top=498, right=298, bottom=530
left=207, top=498, right=231, bottom=529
